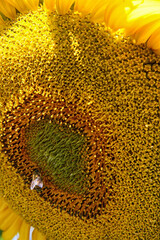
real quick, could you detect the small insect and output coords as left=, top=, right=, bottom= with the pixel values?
left=30, top=169, right=43, bottom=190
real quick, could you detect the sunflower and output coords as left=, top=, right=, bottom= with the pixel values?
left=0, top=0, right=159, bottom=240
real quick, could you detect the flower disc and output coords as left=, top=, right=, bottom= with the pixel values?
left=2, top=93, right=115, bottom=218
left=0, top=6, right=159, bottom=240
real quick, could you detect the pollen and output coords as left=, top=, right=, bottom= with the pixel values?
left=2, top=93, right=115, bottom=219
left=0, top=7, right=159, bottom=240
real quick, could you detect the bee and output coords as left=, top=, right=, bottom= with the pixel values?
left=30, top=169, right=43, bottom=190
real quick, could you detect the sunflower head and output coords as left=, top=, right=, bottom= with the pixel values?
left=0, top=1, right=159, bottom=240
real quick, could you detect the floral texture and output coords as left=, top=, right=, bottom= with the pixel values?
left=0, top=0, right=159, bottom=240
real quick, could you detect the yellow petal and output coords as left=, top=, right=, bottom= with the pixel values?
left=90, top=0, right=108, bottom=23
left=56, top=0, right=75, bottom=15
left=74, top=0, right=97, bottom=16
left=0, top=0, right=16, bottom=19
left=2, top=216, right=22, bottom=240
left=127, top=14, right=160, bottom=36
left=107, top=5, right=126, bottom=29
left=44, top=0, right=56, bottom=12
left=0, top=199, right=8, bottom=212
left=6, top=0, right=39, bottom=13
left=126, top=1, right=160, bottom=35
left=126, top=0, right=160, bottom=54
left=32, top=228, right=46, bottom=240
left=0, top=15, right=5, bottom=27
left=154, top=48, right=160, bottom=55
left=0, top=212, right=19, bottom=231
left=147, top=27, right=160, bottom=50
left=19, top=220, right=30, bottom=240
left=75, top=0, right=125, bottom=24
left=0, top=208, right=13, bottom=227
left=134, top=19, right=160, bottom=44
left=0, top=198, right=46, bottom=240
left=104, top=0, right=129, bottom=30
left=128, top=0, right=160, bottom=20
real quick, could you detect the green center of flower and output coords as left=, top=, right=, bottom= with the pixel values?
left=25, top=118, right=89, bottom=194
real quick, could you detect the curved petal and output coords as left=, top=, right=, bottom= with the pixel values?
left=0, top=200, right=7, bottom=212
left=0, top=15, right=5, bottom=27
left=74, top=0, right=129, bottom=25
left=104, top=0, right=133, bottom=30
left=126, top=0, right=160, bottom=54
left=0, top=198, right=46, bottom=240
left=133, top=19, right=160, bottom=44
left=147, top=27, right=160, bottom=51
left=0, top=0, right=16, bottom=19
left=32, top=228, right=46, bottom=240
left=44, top=0, right=56, bottom=12
left=2, top=216, right=22, bottom=240
left=56, top=0, right=75, bottom=15
left=19, top=220, right=30, bottom=240
left=90, top=0, right=109, bottom=23
left=0, top=200, right=13, bottom=229
left=6, top=0, right=39, bottom=13
left=127, top=14, right=160, bottom=36
left=0, top=212, right=20, bottom=231
left=74, top=0, right=102, bottom=16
